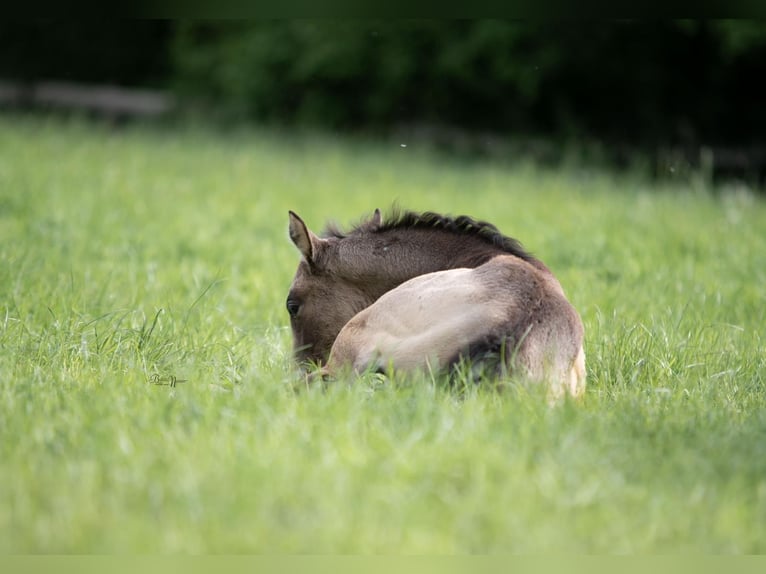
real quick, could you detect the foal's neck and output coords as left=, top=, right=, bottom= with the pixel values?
left=337, top=228, right=520, bottom=300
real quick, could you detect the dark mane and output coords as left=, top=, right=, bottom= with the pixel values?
left=323, top=208, right=539, bottom=264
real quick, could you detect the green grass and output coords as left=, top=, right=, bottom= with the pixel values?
left=1, top=115, right=765, bottom=553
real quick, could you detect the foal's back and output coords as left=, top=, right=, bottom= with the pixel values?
left=326, top=254, right=585, bottom=397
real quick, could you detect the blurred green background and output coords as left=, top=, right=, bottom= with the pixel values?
left=2, top=20, right=765, bottom=180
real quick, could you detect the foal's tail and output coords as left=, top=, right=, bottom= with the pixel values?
left=539, top=344, right=586, bottom=404
left=566, top=345, right=587, bottom=398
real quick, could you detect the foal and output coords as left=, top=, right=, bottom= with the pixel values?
left=287, top=208, right=585, bottom=396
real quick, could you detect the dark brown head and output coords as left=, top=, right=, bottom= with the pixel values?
left=286, top=210, right=381, bottom=366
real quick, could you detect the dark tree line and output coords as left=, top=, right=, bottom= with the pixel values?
left=2, top=20, right=765, bottom=153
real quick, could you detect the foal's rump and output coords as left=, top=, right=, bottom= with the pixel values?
left=325, top=255, right=585, bottom=396
left=327, top=266, right=508, bottom=372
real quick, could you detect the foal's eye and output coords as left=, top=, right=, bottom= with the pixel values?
left=286, top=299, right=301, bottom=318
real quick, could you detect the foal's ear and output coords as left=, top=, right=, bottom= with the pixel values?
left=370, top=208, right=382, bottom=228
left=288, top=211, right=322, bottom=264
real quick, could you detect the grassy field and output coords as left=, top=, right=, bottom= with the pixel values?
left=1, top=115, right=765, bottom=553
